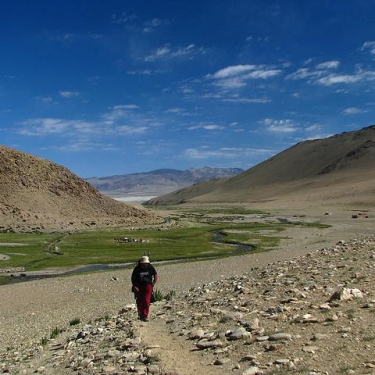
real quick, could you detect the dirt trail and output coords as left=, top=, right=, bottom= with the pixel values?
left=139, top=311, right=222, bottom=375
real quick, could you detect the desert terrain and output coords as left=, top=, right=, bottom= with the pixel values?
left=1, top=201, right=374, bottom=375
left=1, top=128, right=375, bottom=373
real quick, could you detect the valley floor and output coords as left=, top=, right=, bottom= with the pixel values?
left=1, top=206, right=374, bottom=374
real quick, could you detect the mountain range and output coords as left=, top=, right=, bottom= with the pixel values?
left=145, top=125, right=375, bottom=208
left=85, top=167, right=243, bottom=198
left=1, top=125, right=374, bottom=232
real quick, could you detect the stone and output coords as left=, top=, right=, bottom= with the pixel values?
left=242, top=366, right=262, bottom=375
left=196, top=339, right=224, bottom=349
left=268, top=332, right=292, bottom=341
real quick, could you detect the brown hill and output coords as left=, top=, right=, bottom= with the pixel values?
left=0, top=146, right=161, bottom=232
left=146, top=125, right=375, bottom=208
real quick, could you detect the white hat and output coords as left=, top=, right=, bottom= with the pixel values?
left=140, top=255, right=150, bottom=264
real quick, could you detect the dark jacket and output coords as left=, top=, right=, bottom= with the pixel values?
left=131, top=263, right=157, bottom=288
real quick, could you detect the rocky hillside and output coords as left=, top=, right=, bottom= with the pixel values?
left=0, top=146, right=161, bottom=232
left=85, top=167, right=243, bottom=198
left=146, top=125, right=375, bottom=206
left=1, top=235, right=374, bottom=374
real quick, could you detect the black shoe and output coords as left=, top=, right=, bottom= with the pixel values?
left=141, top=317, right=149, bottom=322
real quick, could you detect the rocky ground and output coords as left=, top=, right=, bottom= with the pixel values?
left=1, top=208, right=375, bottom=374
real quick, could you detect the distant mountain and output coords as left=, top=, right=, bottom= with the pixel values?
left=85, top=167, right=243, bottom=198
left=0, top=146, right=161, bottom=232
left=145, top=125, right=375, bottom=207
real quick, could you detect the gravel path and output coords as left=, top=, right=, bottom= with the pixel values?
left=1, top=207, right=373, bottom=351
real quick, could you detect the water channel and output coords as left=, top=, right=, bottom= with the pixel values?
left=1, top=230, right=255, bottom=285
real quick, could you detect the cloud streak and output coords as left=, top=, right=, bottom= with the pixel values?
left=144, top=44, right=207, bottom=61
left=207, top=64, right=282, bottom=90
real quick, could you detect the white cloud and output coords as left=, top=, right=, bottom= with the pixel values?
left=316, top=60, right=340, bottom=70
left=244, top=68, right=281, bottom=79
left=18, top=109, right=149, bottom=138
left=262, top=118, right=298, bottom=133
left=209, top=65, right=257, bottom=79
left=222, top=97, right=271, bottom=104
left=143, top=18, right=169, bottom=33
left=213, top=77, right=247, bottom=89
left=103, top=105, right=139, bottom=123
left=59, top=90, right=81, bottom=98
left=144, top=44, right=207, bottom=61
left=316, top=73, right=364, bottom=86
left=113, top=104, right=139, bottom=110
left=183, top=147, right=273, bottom=160
left=116, top=125, right=148, bottom=134
left=287, top=51, right=375, bottom=86
left=209, top=64, right=281, bottom=79
left=37, top=96, right=54, bottom=103
left=285, top=68, right=323, bottom=81
left=361, top=41, right=375, bottom=57
left=342, top=107, right=367, bottom=115
left=305, top=124, right=322, bottom=132
left=165, top=107, right=185, bottom=114
left=188, top=123, right=224, bottom=131
left=126, top=69, right=152, bottom=75
left=207, top=64, right=281, bottom=91
left=19, top=118, right=90, bottom=135
left=111, top=12, right=137, bottom=26
left=203, top=124, right=224, bottom=130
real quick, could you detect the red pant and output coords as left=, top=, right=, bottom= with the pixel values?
left=135, top=283, right=153, bottom=319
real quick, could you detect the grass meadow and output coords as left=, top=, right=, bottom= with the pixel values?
left=0, top=208, right=329, bottom=281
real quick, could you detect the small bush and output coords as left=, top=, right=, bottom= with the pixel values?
left=152, top=289, right=164, bottom=302
left=69, top=318, right=81, bottom=326
left=152, top=289, right=176, bottom=302
left=50, top=327, right=65, bottom=339
left=164, top=290, right=175, bottom=301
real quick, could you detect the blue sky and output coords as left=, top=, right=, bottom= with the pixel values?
left=1, top=1, right=375, bottom=178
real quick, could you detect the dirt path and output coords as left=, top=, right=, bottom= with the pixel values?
left=139, top=310, right=222, bottom=375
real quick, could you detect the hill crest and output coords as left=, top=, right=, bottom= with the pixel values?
left=0, top=146, right=161, bottom=232
left=145, top=125, right=375, bottom=207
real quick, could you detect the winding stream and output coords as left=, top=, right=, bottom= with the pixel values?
left=1, top=230, right=255, bottom=285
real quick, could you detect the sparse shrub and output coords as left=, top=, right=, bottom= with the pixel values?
left=151, top=289, right=163, bottom=302
left=219, top=315, right=230, bottom=323
left=165, top=290, right=176, bottom=301
left=69, top=318, right=81, bottom=326
left=94, top=314, right=110, bottom=322
left=346, top=308, right=356, bottom=320
left=151, top=288, right=176, bottom=302
left=50, top=326, right=65, bottom=339
left=145, top=353, right=160, bottom=364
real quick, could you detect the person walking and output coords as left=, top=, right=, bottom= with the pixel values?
left=131, top=255, right=158, bottom=321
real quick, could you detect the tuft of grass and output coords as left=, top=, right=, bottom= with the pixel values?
left=69, top=318, right=81, bottom=326
left=94, top=314, right=111, bottom=323
left=165, top=290, right=176, bottom=301
left=146, top=353, right=160, bottom=364
left=152, top=289, right=176, bottom=302
left=50, top=326, right=65, bottom=340
left=346, top=308, right=356, bottom=320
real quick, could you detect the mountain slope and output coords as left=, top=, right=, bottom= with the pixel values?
left=145, top=125, right=375, bottom=207
left=0, top=146, right=161, bottom=232
left=85, top=167, right=243, bottom=197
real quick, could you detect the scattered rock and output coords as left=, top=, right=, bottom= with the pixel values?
left=1, top=236, right=375, bottom=374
